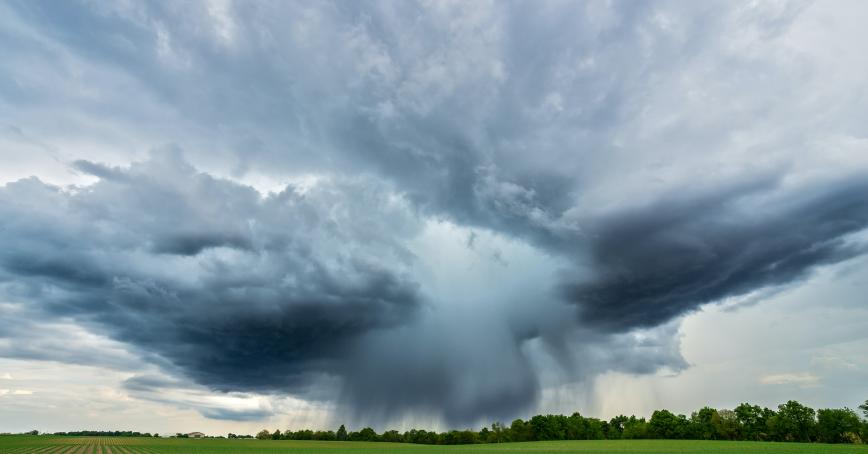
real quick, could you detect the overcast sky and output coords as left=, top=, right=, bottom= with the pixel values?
left=1, top=0, right=867, bottom=435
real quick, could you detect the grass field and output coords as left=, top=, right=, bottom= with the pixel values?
left=2, top=436, right=868, bottom=454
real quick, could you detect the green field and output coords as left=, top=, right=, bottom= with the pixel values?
left=2, top=437, right=868, bottom=454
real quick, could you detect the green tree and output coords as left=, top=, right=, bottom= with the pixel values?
left=381, top=430, right=403, bottom=443
left=356, top=427, right=378, bottom=442
left=336, top=425, right=348, bottom=441
left=446, top=430, right=478, bottom=444
left=607, top=415, right=628, bottom=439
left=690, top=407, right=723, bottom=440
left=862, top=421, right=868, bottom=444
left=859, top=400, right=868, bottom=419
left=255, top=429, right=270, bottom=440
left=584, top=418, right=606, bottom=440
left=530, top=414, right=565, bottom=440
left=622, top=416, right=648, bottom=439
left=565, top=413, right=591, bottom=440
left=771, top=400, right=816, bottom=442
left=509, top=419, right=532, bottom=442
left=292, top=429, right=313, bottom=440
left=648, top=410, right=690, bottom=439
left=490, top=422, right=506, bottom=443
left=314, top=430, right=336, bottom=441
left=717, top=409, right=740, bottom=440
left=816, top=408, right=862, bottom=443
left=734, top=403, right=773, bottom=440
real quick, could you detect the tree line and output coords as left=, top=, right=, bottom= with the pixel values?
left=49, top=431, right=159, bottom=437
left=256, top=400, right=868, bottom=445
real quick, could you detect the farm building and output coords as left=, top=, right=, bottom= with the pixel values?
left=187, top=432, right=205, bottom=438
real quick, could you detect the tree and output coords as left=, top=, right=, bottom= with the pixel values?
left=291, top=429, right=313, bottom=440
left=622, top=416, right=648, bottom=439
left=381, top=430, right=403, bottom=443
left=606, top=415, right=627, bottom=439
left=509, top=419, right=532, bottom=442
left=584, top=418, right=606, bottom=440
left=735, top=403, right=773, bottom=440
left=490, top=422, right=506, bottom=443
left=690, top=407, right=723, bottom=440
left=564, top=413, right=591, bottom=440
left=442, top=430, right=478, bottom=444
left=530, top=414, right=565, bottom=441
left=717, top=409, right=740, bottom=440
left=355, top=427, right=378, bottom=442
left=403, top=429, right=438, bottom=444
left=208, top=400, right=867, bottom=446
left=816, top=408, right=862, bottom=444
left=649, top=410, right=690, bottom=439
left=314, top=430, right=336, bottom=441
left=771, top=400, right=816, bottom=442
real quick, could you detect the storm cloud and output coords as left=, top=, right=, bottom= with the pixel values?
left=565, top=176, right=868, bottom=331
left=0, top=152, right=423, bottom=395
left=3, top=153, right=865, bottom=426
left=1, top=0, right=868, bottom=428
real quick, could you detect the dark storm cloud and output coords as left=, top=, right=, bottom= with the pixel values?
left=3, top=0, right=868, bottom=428
left=0, top=154, right=701, bottom=427
left=563, top=177, right=868, bottom=331
left=0, top=153, right=422, bottom=395
left=131, top=271, right=419, bottom=392
left=151, top=232, right=251, bottom=255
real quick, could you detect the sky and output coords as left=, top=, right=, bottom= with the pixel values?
left=1, top=0, right=867, bottom=436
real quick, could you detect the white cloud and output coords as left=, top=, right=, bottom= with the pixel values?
left=760, top=373, right=821, bottom=387
left=0, top=388, right=34, bottom=396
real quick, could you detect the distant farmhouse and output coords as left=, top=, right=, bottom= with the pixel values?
left=187, top=432, right=205, bottom=439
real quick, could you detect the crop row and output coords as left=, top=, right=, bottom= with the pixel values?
left=2, top=444, right=160, bottom=454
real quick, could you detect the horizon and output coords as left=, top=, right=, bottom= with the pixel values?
left=1, top=0, right=867, bottom=436
left=12, top=398, right=868, bottom=437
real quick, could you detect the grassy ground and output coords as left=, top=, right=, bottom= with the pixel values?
left=1, top=436, right=867, bottom=454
